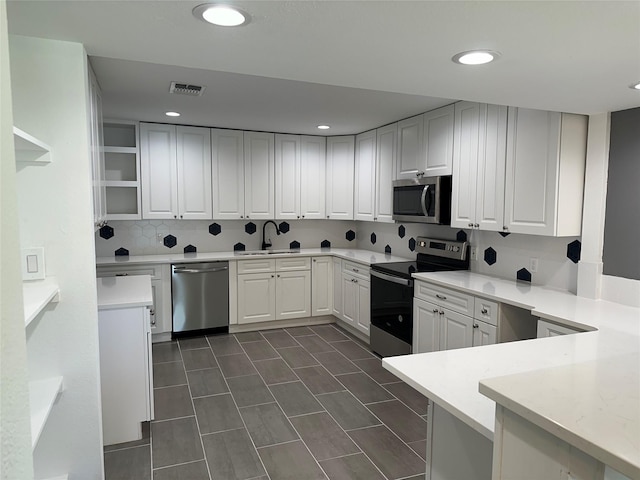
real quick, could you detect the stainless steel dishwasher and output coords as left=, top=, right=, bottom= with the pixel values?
left=171, top=261, right=229, bottom=337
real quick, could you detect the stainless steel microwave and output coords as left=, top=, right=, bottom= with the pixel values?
left=392, top=176, right=452, bottom=224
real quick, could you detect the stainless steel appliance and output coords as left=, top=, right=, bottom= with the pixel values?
left=392, top=176, right=452, bottom=224
left=370, top=237, right=469, bottom=357
left=171, top=261, right=229, bottom=337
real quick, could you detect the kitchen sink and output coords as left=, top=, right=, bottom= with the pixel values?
left=236, top=249, right=301, bottom=256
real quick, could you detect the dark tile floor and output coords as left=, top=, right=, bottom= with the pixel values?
left=104, top=324, right=429, bottom=480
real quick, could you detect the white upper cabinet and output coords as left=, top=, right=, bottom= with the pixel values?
left=375, top=123, right=397, bottom=223
left=244, top=131, right=275, bottom=220
left=212, top=128, right=244, bottom=219
left=88, top=65, right=106, bottom=228
left=275, top=134, right=301, bottom=219
left=326, top=136, right=355, bottom=220
left=451, top=102, right=507, bottom=231
left=354, top=129, right=377, bottom=221
left=395, top=114, right=424, bottom=180
left=300, top=136, right=326, bottom=219
left=504, top=108, right=587, bottom=236
left=422, top=104, right=455, bottom=176
left=176, top=126, right=212, bottom=219
left=140, top=123, right=178, bottom=219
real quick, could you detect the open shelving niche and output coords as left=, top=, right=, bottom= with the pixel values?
left=103, top=121, right=141, bottom=220
left=13, top=126, right=52, bottom=164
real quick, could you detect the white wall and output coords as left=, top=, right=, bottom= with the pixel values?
left=10, top=34, right=104, bottom=479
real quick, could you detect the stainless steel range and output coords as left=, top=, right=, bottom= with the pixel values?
left=370, top=237, right=469, bottom=357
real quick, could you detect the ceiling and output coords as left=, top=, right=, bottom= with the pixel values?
left=7, top=1, right=640, bottom=135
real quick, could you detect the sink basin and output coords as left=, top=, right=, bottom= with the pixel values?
left=236, top=249, right=301, bottom=256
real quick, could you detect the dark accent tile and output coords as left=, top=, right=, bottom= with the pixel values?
left=115, top=247, right=129, bottom=256
left=235, top=331, right=264, bottom=343
left=181, top=348, right=218, bottom=371
left=408, top=237, right=416, bottom=251
left=347, top=425, right=425, bottom=480
left=258, top=440, right=326, bottom=480
left=517, top=267, right=532, bottom=282
left=330, top=340, right=375, bottom=361
left=312, top=351, right=360, bottom=375
left=178, top=336, right=209, bottom=350
left=409, top=440, right=428, bottom=460
left=163, top=234, right=177, bottom=248
left=153, top=460, right=209, bottom=480
left=352, top=358, right=400, bottom=384
left=320, top=239, right=331, bottom=249
left=153, top=342, right=181, bottom=364
left=366, top=400, right=428, bottom=443
left=567, top=239, right=581, bottom=263
left=240, top=403, right=299, bottom=448
left=208, top=334, right=244, bottom=356
left=346, top=229, right=356, bottom=241
left=245, top=221, right=257, bottom=234
left=193, top=393, right=244, bottom=434
left=294, top=366, right=344, bottom=395
left=319, top=453, right=385, bottom=480
left=226, top=374, right=274, bottom=408
left=382, top=382, right=428, bottom=416
left=153, top=385, right=194, bottom=420
left=253, top=358, right=298, bottom=385
left=242, top=340, right=279, bottom=361
left=315, top=391, right=380, bottom=430
left=277, top=346, right=319, bottom=368
left=398, top=225, right=406, bottom=238
left=278, top=221, right=290, bottom=234
left=290, top=412, right=360, bottom=461
left=285, top=326, right=315, bottom=336
left=289, top=240, right=301, bottom=249
left=385, top=244, right=392, bottom=254
left=294, top=334, right=334, bottom=353
left=209, top=222, right=222, bottom=236
left=151, top=417, right=204, bottom=469
left=262, top=329, right=298, bottom=348
left=499, top=231, right=510, bottom=237
left=370, top=232, right=377, bottom=245
left=234, top=242, right=245, bottom=252
left=153, top=361, right=187, bottom=388
left=104, top=422, right=150, bottom=452
left=456, top=230, right=467, bottom=242
left=484, top=247, right=497, bottom=266
left=217, top=353, right=257, bottom=378
left=183, top=244, right=197, bottom=253
left=104, top=444, right=151, bottom=480
left=99, top=224, right=114, bottom=240
left=310, top=325, right=348, bottom=342
left=268, top=381, right=323, bottom=417
left=186, top=368, right=229, bottom=397
left=202, top=428, right=266, bottom=480
left=336, top=372, right=394, bottom=404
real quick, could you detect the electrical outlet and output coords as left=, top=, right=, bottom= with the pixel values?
left=470, top=247, right=478, bottom=261
left=157, top=233, right=163, bottom=243
left=530, top=257, right=539, bottom=273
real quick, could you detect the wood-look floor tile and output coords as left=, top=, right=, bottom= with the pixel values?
left=268, top=381, right=323, bottom=417
left=277, top=346, right=319, bottom=368
left=151, top=417, right=204, bottom=469
left=253, top=358, right=298, bottom=385
left=242, top=340, right=280, bottom=361
left=284, top=326, right=315, bottom=336
left=217, top=353, right=257, bottom=378
left=186, top=367, right=229, bottom=397
left=290, top=412, right=360, bottom=461
left=312, top=351, right=361, bottom=375
left=181, top=348, right=218, bottom=371
left=178, top=336, right=210, bottom=350
left=352, top=357, right=401, bottom=384
left=235, top=331, right=264, bottom=343
left=258, top=440, right=327, bottom=480
left=330, top=340, right=375, bottom=361
left=240, top=403, right=299, bottom=448
left=152, top=460, right=210, bottom=480
left=319, top=453, right=385, bottom=480
left=153, top=361, right=187, bottom=388
left=294, top=365, right=344, bottom=394
left=153, top=342, right=181, bottom=364
left=315, top=391, right=380, bottom=430
left=335, top=372, right=393, bottom=404
left=193, top=393, right=244, bottom=434
left=104, top=445, right=151, bottom=480
left=310, top=325, right=348, bottom=342
left=366, top=400, right=427, bottom=443
left=294, top=335, right=335, bottom=353
left=202, top=428, right=266, bottom=480
left=153, top=385, right=194, bottom=420
left=208, top=335, right=244, bottom=356
left=383, top=382, right=429, bottom=416
left=226, top=374, right=274, bottom=408
left=261, top=329, right=299, bottom=348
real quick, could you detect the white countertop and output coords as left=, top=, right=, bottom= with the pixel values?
left=96, top=248, right=411, bottom=267
left=96, top=275, right=153, bottom=310
left=382, top=271, right=640, bottom=477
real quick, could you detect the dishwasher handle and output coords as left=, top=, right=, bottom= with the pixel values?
left=173, top=266, right=229, bottom=274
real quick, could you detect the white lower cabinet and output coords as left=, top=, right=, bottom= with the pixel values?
left=311, top=257, right=333, bottom=316
left=238, top=272, right=277, bottom=323
left=332, top=257, right=343, bottom=318
left=473, top=319, right=497, bottom=346
left=276, top=270, right=311, bottom=320
left=440, top=309, right=474, bottom=350
left=537, top=318, right=582, bottom=337
left=341, top=261, right=371, bottom=336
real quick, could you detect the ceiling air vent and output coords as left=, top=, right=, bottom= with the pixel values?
left=169, top=82, right=205, bottom=97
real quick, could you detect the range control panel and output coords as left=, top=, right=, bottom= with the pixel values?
left=416, top=237, right=468, bottom=260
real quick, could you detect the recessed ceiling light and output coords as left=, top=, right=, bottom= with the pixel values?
left=631, top=82, right=640, bottom=90
left=452, top=50, right=501, bottom=65
left=193, top=4, right=250, bottom=27
left=165, top=111, right=181, bottom=117
left=317, top=125, right=330, bottom=130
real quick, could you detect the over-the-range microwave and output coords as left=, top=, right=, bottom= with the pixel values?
left=392, top=175, right=452, bottom=224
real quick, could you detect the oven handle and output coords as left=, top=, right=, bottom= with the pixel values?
left=371, top=270, right=414, bottom=287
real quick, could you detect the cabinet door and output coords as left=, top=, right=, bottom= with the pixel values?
left=140, top=123, right=178, bottom=219
left=300, top=136, right=326, bottom=219
left=536, top=319, right=580, bottom=338
left=451, top=102, right=480, bottom=229
left=342, top=273, right=358, bottom=327
left=413, top=298, right=440, bottom=354
left=237, top=272, right=276, bottom=324
left=354, top=130, right=377, bottom=221
left=244, top=131, right=275, bottom=220
left=312, top=257, right=333, bottom=316
left=355, top=277, right=370, bottom=335
left=212, top=128, right=244, bottom=219
left=473, top=320, right=497, bottom=347
left=332, top=257, right=343, bottom=318
left=395, top=114, right=424, bottom=180
left=440, top=309, right=474, bottom=351
left=326, top=136, right=355, bottom=219
left=176, top=126, right=212, bottom=219
left=275, top=134, right=300, bottom=219
left=88, top=66, right=106, bottom=228
left=423, top=104, right=454, bottom=176
left=375, top=123, right=396, bottom=223
left=276, top=270, right=311, bottom=320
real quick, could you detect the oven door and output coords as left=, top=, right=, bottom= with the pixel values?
left=370, top=270, right=414, bottom=345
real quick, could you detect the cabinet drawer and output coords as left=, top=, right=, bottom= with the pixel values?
left=276, top=257, right=311, bottom=271
left=97, top=264, right=160, bottom=279
left=237, top=259, right=276, bottom=274
left=414, top=282, right=474, bottom=316
left=474, top=297, right=499, bottom=327
left=342, top=261, right=369, bottom=280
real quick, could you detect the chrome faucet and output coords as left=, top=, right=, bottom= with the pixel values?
left=261, top=220, right=281, bottom=250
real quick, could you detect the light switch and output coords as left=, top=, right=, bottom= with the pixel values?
left=22, top=247, right=45, bottom=280
left=26, top=254, right=39, bottom=273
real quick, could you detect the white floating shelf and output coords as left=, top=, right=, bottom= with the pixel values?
left=105, top=180, right=139, bottom=188
left=23, top=278, right=60, bottom=328
left=30, top=376, right=64, bottom=449
left=13, top=126, right=52, bottom=163
left=40, top=476, right=68, bottom=480
left=104, top=146, right=137, bottom=154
